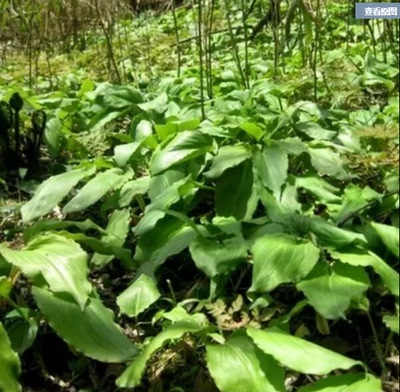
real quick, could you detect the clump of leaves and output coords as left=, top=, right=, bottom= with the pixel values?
left=0, top=2, right=399, bottom=392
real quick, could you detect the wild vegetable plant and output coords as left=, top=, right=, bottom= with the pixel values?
left=0, top=1, right=398, bottom=391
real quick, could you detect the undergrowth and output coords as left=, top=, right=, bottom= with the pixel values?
left=0, top=0, right=399, bottom=391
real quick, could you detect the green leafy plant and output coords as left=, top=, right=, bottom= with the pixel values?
left=0, top=1, right=398, bottom=391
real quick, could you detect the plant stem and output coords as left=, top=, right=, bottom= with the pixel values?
left=197, top=0, right=206, bottom=120
left=366, top=311, right=386, bottom=373
left=171, top=0, right=182, bottom=77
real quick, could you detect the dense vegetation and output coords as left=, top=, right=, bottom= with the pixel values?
left=0, top=0, right=399, bottom=391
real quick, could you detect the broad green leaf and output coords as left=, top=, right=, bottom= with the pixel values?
left=250, top=234, right=320, bottom=292
left=295, top=122, right=336, bottom=140
left=87, top=85, right=142, bottom=130
left=59, top=231, right=132, bottom=266
left=255, top=143, right=288, bottom=197
left=138, top=92, right=168, bottom=113
left=383, top=315, right=399, bottom=334
left=259, top=187, right=299, bottom=221
left=164, top=100, right=181, bottom=117
left=297, top=263, right=370, bottom=319
left=117, top=320, right=205, bottom=388
left=102, top=208, right=131, bottom=243
left=336, top=185, right=381, bottom=223
left=204, top=144, right=252, bottom=178
left=0, top=322, right=21, bottom=392
left=280, top=137, right=307, bottom=155
left=134, top=177, right=192, bottom=236
left=212, top=216, right=244, bottom=238
left=133, top=119, right=153, bottom=141
left=150, top=131, right=213, bottom=175
left=297, top=373, right=382, bottom=392
left=92, top=208, right=131, bottom=267
left=206, top=333, right=284, bottom=392
left=280, top=182, right=302, bottom=213
left=239, top=122, right=264, bottom=140
left=117, top=176, right=150, bottom=207
left=220, top=69, right=236, bottom=81
left=21, top=168, right=90, bottom=222
left=98, top=84, right=143, bottom=109
left=114, top=141, right=141, bottom=167
left=80, top=78, right=95, bottom=94
left=148, top=176, right=192, bottom=211
left=1, top=234, right=91, bottom=310
left=134, top=209, right=166, bottom=237
left=154, top=122, right=179, bottom=140
left=0, top=276, right=12, bottom=298
left=310, top=217, right=366, bottom=249
left=371, top=222, right=399, bottom=259
left=63, top=168, right=127, bottom=214
left=308, top=148, right=350, bottom=180
left=148, top=167, right=186, bottom=200
left=331, top=249, right=399, bottom=296
left=362, top=71, right=395, bottom=91
left=23, top=219, right=106, bottom=242
left=189, top=236, right=248, bottom=278
left=7, top=319, right=38, bottom=354
left=247, top=327, right=361, bottom=375
left=135, top=216, right=197, bottom=266
left=247, top=222, right=286, bottom=244
left=117, top=274, right=161, bottom=317
left=89, top=109, right=130, bottom=131
left=295, top=176, right=341, bottom=203
left=216, top=160, right=258, bottom=220
left=161, top=209, right=203, bottom=235
left=156, top=306, right=207, bottom=324
left=175, top=118, right=201, bottom=132
left=33, top=287, right=137, bottom=362
left=45, top=116, right=63, bottom=157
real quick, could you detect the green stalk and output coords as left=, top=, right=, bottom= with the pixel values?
left=172, top=0, right=182, bottom=77
left=197, top=0, right=206, bottom=120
